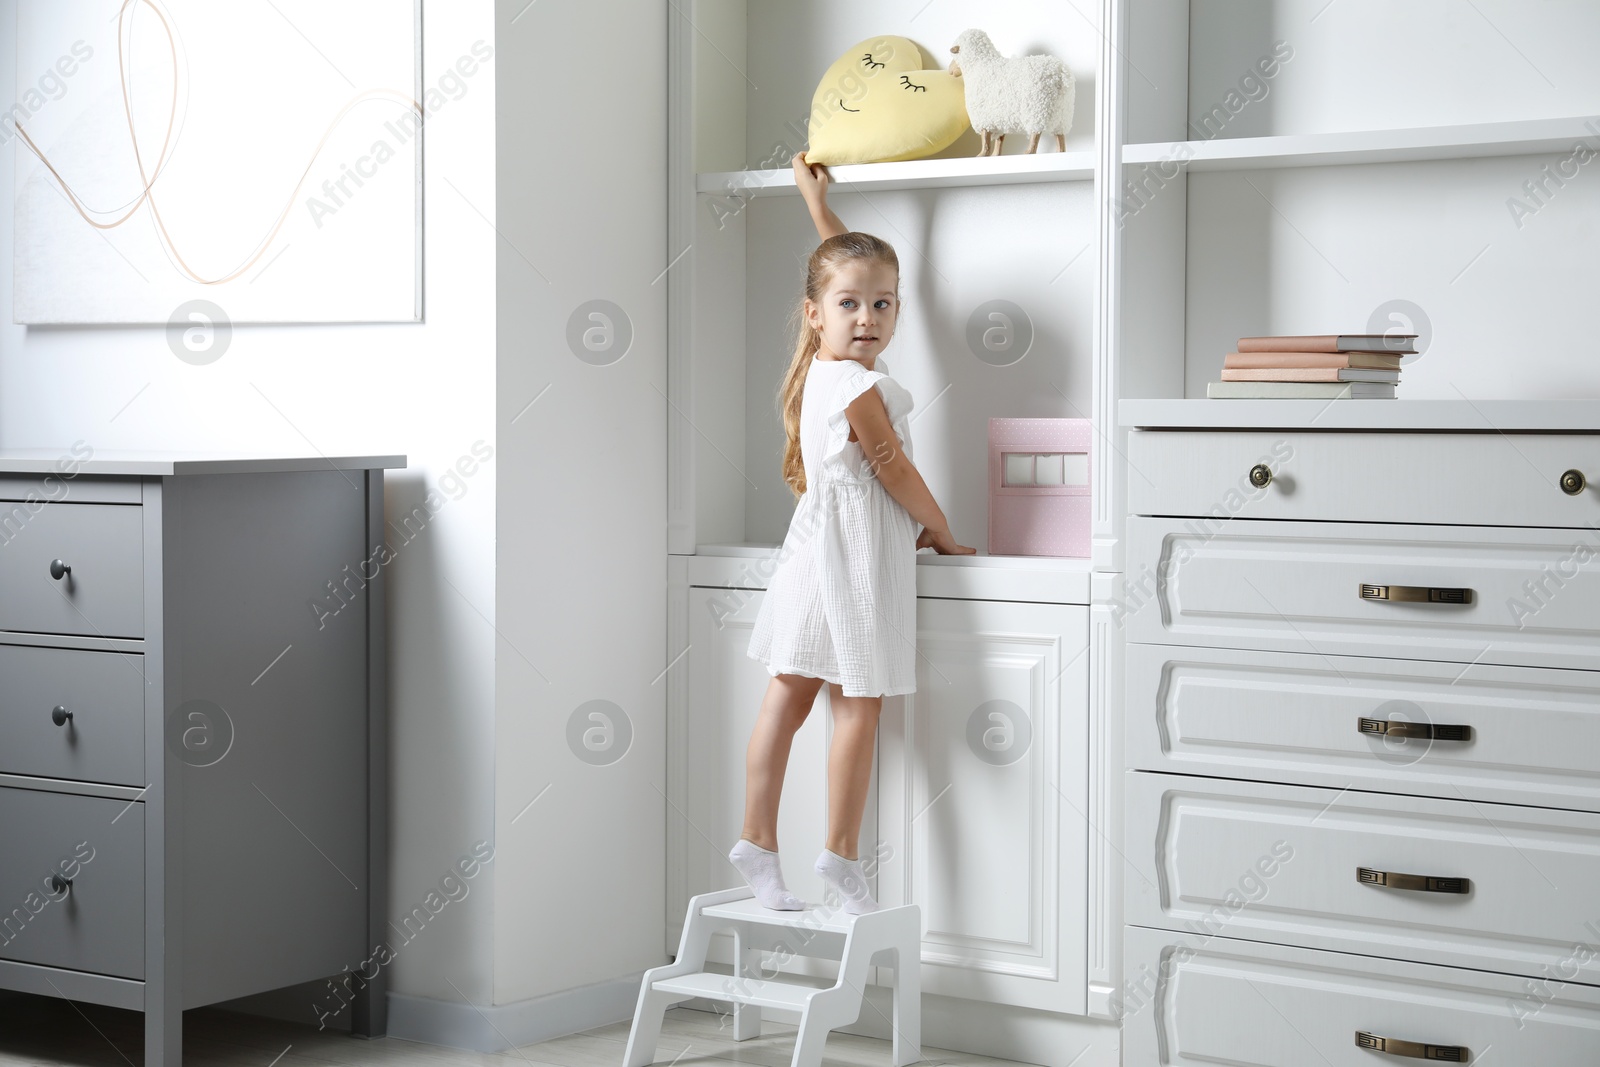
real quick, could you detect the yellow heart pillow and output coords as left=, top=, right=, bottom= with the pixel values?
left=805, top=36, right=968, bottom=166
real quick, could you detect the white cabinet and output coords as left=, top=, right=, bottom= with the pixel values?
left=668, top=553, right=1096, bottom=1018
left=1120, top=415, right=1600, bottom=1063
left=879, top=597, right=1090, bottom=1015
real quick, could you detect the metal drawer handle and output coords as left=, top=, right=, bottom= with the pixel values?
left=1355, top=1030, right=1469, bottom=1061
left=50, top=558, right=72, bottom=580
left=52, top=705, right=74, bottom=727
left=1358, top=718, right=1471, bottom=743
left=1248, top=463, right=1272, bottom=488
left=1357, top=867, right=1471, bottom=894
left=49, top=873, right=73, bottom=896
left=1561, top=469, right=1586, bottom=495
left=1359, top=584, right=1473, bottom=605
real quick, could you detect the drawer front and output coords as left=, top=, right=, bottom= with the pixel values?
left=1126, top=516, right=1600, bottom=670
left=1128, top=429, right=1600, bottom=527
left=0, top=503, right=143, bottom=638
left=1126, top=772, right=1600, bottom=982
left=1127, top=643, right=1600, bottom=812
left=1123, top=926, right=1600, bottom=1065
left=0, top=787, right=144, bottom=979
left=0, top=645, right=145, bottom=786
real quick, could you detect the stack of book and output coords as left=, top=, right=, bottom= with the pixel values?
left=1207, top=334, right=1417, bottom=399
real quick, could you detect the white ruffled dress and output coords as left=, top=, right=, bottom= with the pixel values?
left=746, top=355, right=920, bottom=698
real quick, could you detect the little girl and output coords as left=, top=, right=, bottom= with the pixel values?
left=732, top=151, right=975, bottom=915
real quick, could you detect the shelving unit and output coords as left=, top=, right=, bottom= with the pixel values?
left=1107, top=3, right=1600, bottom=1062
left=663, top=1, right=1599, bottom=1062
left=665, top=3, right=1118, bottom=1061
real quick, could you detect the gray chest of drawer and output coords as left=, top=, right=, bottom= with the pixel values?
left=0, top=450, right=403, bottom=1067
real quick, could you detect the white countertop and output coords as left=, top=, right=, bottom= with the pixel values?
left=1119, top=399, right=1600, bottom=432
left=695, top=541, right=1096, bottom=570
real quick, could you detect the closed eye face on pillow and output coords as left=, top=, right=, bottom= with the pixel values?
left=805, top=35, right=968, bottom=166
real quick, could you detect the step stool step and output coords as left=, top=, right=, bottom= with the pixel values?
left=701, top=897, right=885, bottom=934
left=651, top=971, right=821, bottom=1011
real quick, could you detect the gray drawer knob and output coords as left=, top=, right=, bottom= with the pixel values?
left=1561, top=469, right=1587, bottom=495
left=1248, top=463, right=1273, bottom=488
left=49, top=873, right=72, bottom=896
left=52, top=705, right=74, bottom=727
left=1355, top=1030, right=1468, bottom=1061
left=1357, top=867, right=1470, bottom=894
left=49, top=558, right=72, bottom=580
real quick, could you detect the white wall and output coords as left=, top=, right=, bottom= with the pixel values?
left=0, top=0, right=499, bottom=1030
left=493, top=0, right=668, bottom=1026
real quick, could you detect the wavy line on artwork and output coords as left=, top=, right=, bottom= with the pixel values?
left=13, top=0, right=422, bottom=287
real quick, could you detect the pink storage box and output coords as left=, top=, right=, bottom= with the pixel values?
left=987, top=418, right=1092, bottom=558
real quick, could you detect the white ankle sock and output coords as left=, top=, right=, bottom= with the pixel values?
left=814, top=848, right=880, bottom=914
left=728, top=839, right=804, bottom=910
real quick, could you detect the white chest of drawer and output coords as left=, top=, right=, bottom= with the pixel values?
left=1119, top=401, right=1600, bottom=1064
left=0, top=451, right=402, bottom=1067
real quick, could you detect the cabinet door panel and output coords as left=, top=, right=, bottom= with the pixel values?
left=1126, top=516, right=1600, bottom=670
left=880, top=597, right=1090, bottom=1014
left=0, top=787, right=145, bottom=979
left=0, top=503, right=143, bottom=638
left=1123, top=926, right=1600, bottom=1066
left=1128, top=429, right=1600, bottom=528
left=1126, top=772, right=1600, bottom=982
left=0, top=644, right=145, bottom=785
left=1126, top=642, right=1600, bottom=812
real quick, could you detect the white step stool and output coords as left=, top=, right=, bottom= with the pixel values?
left=623, top=886, right=921, bottom=1067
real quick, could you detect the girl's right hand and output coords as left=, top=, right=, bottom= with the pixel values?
left=792, top=150, right=829, bottom=205
left=917, top=525, right=977, bottom=555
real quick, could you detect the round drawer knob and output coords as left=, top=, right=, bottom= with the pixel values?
left=49, top=558, right=72, bottom=580
left=50, top=873, right=72, bottom=895
left=1561, top=469, right=1586, bottom=496
left=52, top=705, right=74, bottom=727
left=1248, top=463, right=1273, bottom=489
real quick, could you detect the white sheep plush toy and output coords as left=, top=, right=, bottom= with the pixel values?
left=949, top=29, right=1074, bottom=155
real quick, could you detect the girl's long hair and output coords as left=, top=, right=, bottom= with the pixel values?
left=776, top=231, right=901, bottom=498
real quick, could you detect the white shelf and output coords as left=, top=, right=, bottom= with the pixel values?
left=1123, top=116, right=1598, bottom=172
left=1120, top=399, right=1600, bottom=432
left=697, top=150, right=1096, bottom=198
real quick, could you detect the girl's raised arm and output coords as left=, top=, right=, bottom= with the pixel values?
left=793, top=151, right=848, bottom=241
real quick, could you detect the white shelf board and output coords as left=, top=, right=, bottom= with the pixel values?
left=1123, top=116, right=1599, bottom=172
left=1120, top=398, right=1600, bottom=432
left=698, top=150, right=1096, bottom=197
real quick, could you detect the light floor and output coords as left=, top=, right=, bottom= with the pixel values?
left=0, top=995, right=1039, bottom=1067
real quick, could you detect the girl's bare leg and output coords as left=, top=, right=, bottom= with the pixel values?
left=740, top=673, right=824, bottom=850
left=824, top=684, right=882, bottom=859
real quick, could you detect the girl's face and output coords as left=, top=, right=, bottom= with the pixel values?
left=805, top=259, right=899, bottom=366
